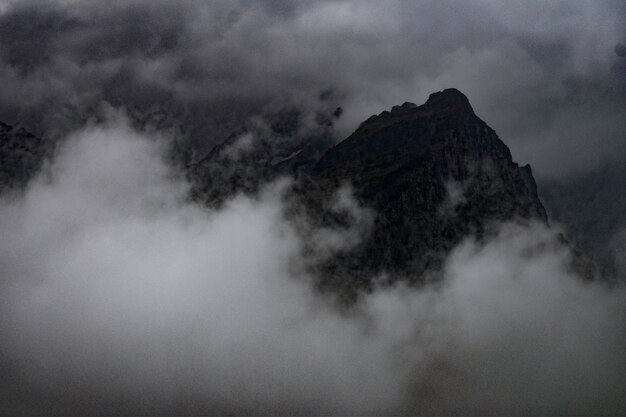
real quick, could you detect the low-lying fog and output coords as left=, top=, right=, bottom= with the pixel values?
left=0, top=114, right=624, bottom=414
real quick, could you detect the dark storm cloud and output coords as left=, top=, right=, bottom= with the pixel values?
left=0, top=0, right=624, bottom=177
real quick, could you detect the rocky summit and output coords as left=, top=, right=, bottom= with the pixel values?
left=301, top=89, right=547, bottom=295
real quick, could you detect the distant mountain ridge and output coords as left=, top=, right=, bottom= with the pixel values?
left=540, top=161, right=626, bottom=268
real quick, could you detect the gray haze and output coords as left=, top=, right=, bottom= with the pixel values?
left=0, top=0, right=624, bottom=179
left=0, top=1, right=625, bottom=414
left=0, top=115, right=624, bottom=414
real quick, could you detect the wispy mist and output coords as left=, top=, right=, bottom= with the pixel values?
left=0, top=116, right=623, bottom=414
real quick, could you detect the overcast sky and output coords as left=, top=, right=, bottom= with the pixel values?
left=0, top=0, right=624, bottom=179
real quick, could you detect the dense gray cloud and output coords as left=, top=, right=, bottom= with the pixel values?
left=0, top=114, right=624, bottom=414
left=0, top=0, right=623, bottom=177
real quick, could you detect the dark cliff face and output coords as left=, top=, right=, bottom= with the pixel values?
left=304, top=89, right=547, bottom=293
left=0, top=121, right=47, bottom=193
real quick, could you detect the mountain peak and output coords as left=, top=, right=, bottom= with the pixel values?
left=424, top=88, right=474, bottom=115
left=310, top=91, right=546, bottom=293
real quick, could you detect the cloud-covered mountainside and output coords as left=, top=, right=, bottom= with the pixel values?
left=0, top=1, right=625, bottom=414
left=0, top=105, right=624, bottom=414
left=1, top=0, right=624, bottom=257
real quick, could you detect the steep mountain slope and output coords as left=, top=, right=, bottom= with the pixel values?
left=188, top=105, right=339, bottom=207
left=301, top=89, right=547, bottom=293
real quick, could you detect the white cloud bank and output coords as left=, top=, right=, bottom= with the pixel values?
left=0, top=115, right=624, bottom=414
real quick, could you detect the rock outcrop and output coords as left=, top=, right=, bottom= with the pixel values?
left=0, top=121, right=47, bottom=193
left=301, top=89, right=547, bottom=294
